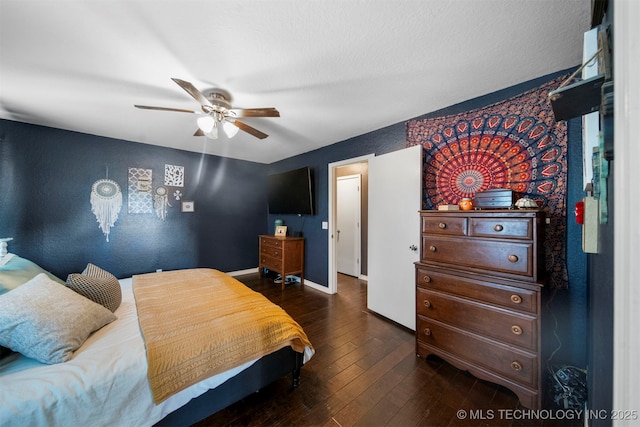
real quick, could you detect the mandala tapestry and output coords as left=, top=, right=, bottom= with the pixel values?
left=406, top=75, right=569, bottom=289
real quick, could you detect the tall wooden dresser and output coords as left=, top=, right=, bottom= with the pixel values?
left=258, top=235, right=304, bottom=289
left=415, top=210, right=545, bottom=409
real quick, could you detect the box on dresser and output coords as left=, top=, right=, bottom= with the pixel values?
left=415, top=209, right=545, bottom=409
left=473, top=188, right=516, bottom=209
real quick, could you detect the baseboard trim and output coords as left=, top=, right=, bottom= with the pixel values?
left=226, top=267, right=332, bottom=294
left=301, top=279, right=332, bottom=294
left=226, top=268, right=259, bottom=277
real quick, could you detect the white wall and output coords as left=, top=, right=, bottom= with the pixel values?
left=613, top=0, right=640, bottom=422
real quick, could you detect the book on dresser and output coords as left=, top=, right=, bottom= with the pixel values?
left=415, top=209, right=545, bottom=409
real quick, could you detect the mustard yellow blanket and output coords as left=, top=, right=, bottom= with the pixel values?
left=132, top=268, right=314, bottom=403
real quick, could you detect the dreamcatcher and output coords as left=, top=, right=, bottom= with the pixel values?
left=153, top=186, right=171, bottom=221
left=90, top=177, right=123, bottom=242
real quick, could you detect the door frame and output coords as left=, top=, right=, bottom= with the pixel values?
left=327, top=154, right=374, bottom=294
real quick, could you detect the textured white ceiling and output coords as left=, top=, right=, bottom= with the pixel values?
left=0, top=0, right=592, bottom=163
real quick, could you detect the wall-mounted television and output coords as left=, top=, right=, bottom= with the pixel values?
left=267, top=167, right=314, bottom=215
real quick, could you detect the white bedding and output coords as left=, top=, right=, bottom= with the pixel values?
left=0, top=278, right=258, bottom=427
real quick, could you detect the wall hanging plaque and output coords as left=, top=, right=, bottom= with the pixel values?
left=128, top=167, right=153, bottom=214
left=164, top=164, right=184, bottom=187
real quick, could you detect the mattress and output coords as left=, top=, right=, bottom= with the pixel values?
left=0, top=278, right=259, bottom=427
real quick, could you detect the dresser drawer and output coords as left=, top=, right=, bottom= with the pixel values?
left=421, top=216, right=467, bottom=236
left=260, top=245, right=284, bottom=259
left=469, top=217, right=533, bottom=240
left=260, top=255, right=282, bottom=272
left=260, top=236, right=283, bottom=249
left=417, top=317, right=538, bottom=388
left=421, top=235, right=533, bottom=278
left=416, top=267, right=538, bottom=314
left=417, top=288, right=537, bottom=350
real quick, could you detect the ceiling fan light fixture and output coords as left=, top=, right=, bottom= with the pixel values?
left=197, top=115, right=219, bottom=139
left=197, top=115, right=216, bottom=133
left=223, top=121, right=239, bottom=138
left=135, top=78, right=278, bottom=140
left=206, top=125, right=218, bottom=139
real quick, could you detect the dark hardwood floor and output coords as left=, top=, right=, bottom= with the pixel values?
left=194, top=273, right=580, bottom=427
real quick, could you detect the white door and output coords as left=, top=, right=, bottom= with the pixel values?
left=336, top=175, right=361, bottom=277
left=367, top=145, right=422, bottom=330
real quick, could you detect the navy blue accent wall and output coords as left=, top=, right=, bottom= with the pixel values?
left=0, top=120, right=268, bottom=279
left=587, top=157, right=613, bottom=425
left=556, top=116, right=588, bottom=365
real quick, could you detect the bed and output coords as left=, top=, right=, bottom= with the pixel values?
left=0, top=256, right=314, bottom=427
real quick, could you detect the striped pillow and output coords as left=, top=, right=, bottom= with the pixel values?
left=66, top=264, right=122, bottom=312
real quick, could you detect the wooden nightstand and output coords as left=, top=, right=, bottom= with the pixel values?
left=258, top=235, right=304, bottom=289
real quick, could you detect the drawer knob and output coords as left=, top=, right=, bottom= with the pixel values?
left=274, top=251, right=279, bottom=256
left=511, top=361, right=523, bottom=372
left=438, top=222, right=447, bottom=229
left=429, top=245, right=437, bottom=252
left=494, top=224, right=504, bottom=232
left=511, top=325, right=523, bottom=335
left=508, top=254, right=519, bottom=263
left=423, top=328, right=432, bottom=336
left=510, top=294, right=523, bottom=304
left=423, top=300, right=431, bottom=308
left=423, top=275, right=432, bottom=283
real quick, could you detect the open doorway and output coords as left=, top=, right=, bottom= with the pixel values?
left=336, top=174, right=361, bottom=277
left=327, top=155, right=373, bottom=294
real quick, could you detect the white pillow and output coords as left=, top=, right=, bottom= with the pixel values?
left=0, top=273, right=117, bottom=364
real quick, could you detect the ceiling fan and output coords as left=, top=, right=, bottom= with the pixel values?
left=135, top=78, right=279, bottom=140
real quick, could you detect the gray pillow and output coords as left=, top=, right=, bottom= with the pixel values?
left=0, top=273, right=117, bottom=364
left=66, top=263, right=121, bottom=312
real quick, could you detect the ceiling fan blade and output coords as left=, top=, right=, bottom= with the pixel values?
left=194, top=128, right=205, bottom=136
left=135, top=105, right=198, bottom=113
left=171, top=78, right=212, bottom=107
left=230, top=119, right=268, bottom=139
left=229, top=108, right=280, bottom=118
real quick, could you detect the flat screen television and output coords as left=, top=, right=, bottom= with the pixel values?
left=267, top=167, right=314, bottom=215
